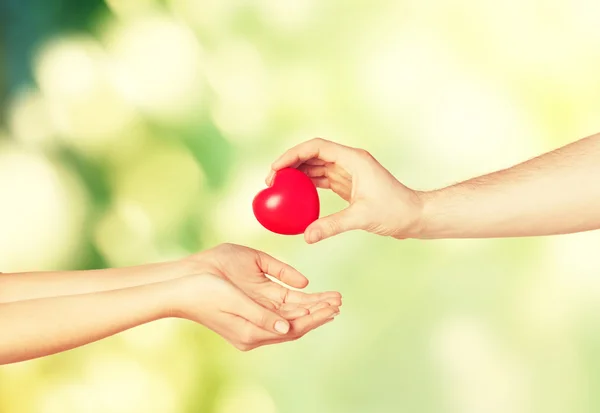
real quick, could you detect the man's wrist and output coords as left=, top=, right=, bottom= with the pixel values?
left=402, top=190, right=434, bottom=240
left=411, top=189, right=448, bottom=240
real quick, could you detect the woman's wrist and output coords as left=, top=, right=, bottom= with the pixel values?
left=159, top=273, right=211, bottom=321
left=177, top=250, right=217, bottom=277
left=122, top=279, right=186, bottom=321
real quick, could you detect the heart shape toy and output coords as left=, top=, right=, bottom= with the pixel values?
left=253, top=168, right=320, bottom=235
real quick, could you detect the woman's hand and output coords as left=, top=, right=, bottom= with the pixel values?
left=267, top=138, right=424, bottom=243
left=184, top=243, right=342, bottom=316
left=169, top=273, right=340, bottom=351
left=0, top=242, right=341, bottom=362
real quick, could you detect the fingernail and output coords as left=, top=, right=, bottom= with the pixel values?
left=307, top=229, right=321, bottom=243
left=275, top=320, right=290, bottom=334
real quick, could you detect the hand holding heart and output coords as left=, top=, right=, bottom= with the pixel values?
left=262, top=138, right=424, bottom=243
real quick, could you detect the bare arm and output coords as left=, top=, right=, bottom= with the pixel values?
left=418, top=133, right=600, bottom=238
left=0, top=281, right=172, bottom=364
left=267, top=135, right=600, bottom=242
left=0, top=243, right=342, bottom=364
left=0, top=261, right=192, bottom=303
left=0, top=272, right=340, bottom=365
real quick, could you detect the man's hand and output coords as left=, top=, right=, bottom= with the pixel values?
left=267, top=138, right=424, bottom=243
left=268, top=133, right=600, bottom=241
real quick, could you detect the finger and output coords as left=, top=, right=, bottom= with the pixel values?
left=304, top=207, right=361, bottom=244
left=322, top=295, right=343, bottom=307
left=307, top=302, right=331, bottom=313
left=242, top=306, right=340, bottom=348
left=332, top=163, right=353, bottom=182
left=223, top=315, right=281, bottom=350
left=279, top=302, right=311, bottom=312
left=289, top=306, right=340, bottom=337
left=279, top=306, right=309, bottom=320
left=298, top=165, right=327, bottom=178
left=285, top=290, right=341, bottom=305
left=230, top=293, right=292, bottom=335
left=256, top=251, right=309, bottom=288
left=271, top=138, right=351, bottom=171
left=267, top=158, right=328, bottom=184
left=266, top=170, right=275, bottom=186
left=279, top=302, right=302, bottom=311
left=298, top=163, right=352, bottom=185
left=329, top=180, right=352, bottom=201
left=303, top=295, right=342, bottom=309
left=305, top=164, right=351, bottom=201
left=304, top=158, right=327, bottom=166
left=311, top=177, right=330, bottom=189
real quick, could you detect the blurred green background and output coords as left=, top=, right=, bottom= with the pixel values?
left=1, top=0, right=600, bottom=412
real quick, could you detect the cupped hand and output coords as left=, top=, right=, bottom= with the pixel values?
left=184, top=243, right=342, bottom=317
left=266, top=138, right=424, bottom=243
left=170, top=273, right=340, bottom=351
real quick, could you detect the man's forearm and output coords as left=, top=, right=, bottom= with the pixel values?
left=0, top=281, right=174, bottom=365
left=0, top=260, right=195, bottom=303
left=416, top=133, right=600, bottom=239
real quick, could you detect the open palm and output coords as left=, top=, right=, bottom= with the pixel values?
left=185, top=243, right=342, bottom=318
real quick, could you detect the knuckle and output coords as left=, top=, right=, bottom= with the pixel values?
left=310, top=137, right=330, bottom=149
left=324, top=219, right=340, bottom=234
left=357, top=149, right=372, bottom=159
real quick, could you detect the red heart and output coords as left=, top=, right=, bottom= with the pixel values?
left=253, top=168, right=320, bottom=235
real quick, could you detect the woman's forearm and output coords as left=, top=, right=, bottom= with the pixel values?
left=417, top=133, right=600, bottom=239
left=0, top=260, right=195, bottom=303
left=0, top=281, right=175, bottom=365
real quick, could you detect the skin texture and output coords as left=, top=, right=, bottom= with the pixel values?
left=267, top=135, right=600, bottom=241
left=0, top=244, right=341, bottom=364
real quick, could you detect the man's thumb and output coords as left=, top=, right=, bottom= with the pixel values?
left=304, top=208, right=358, bottom=244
